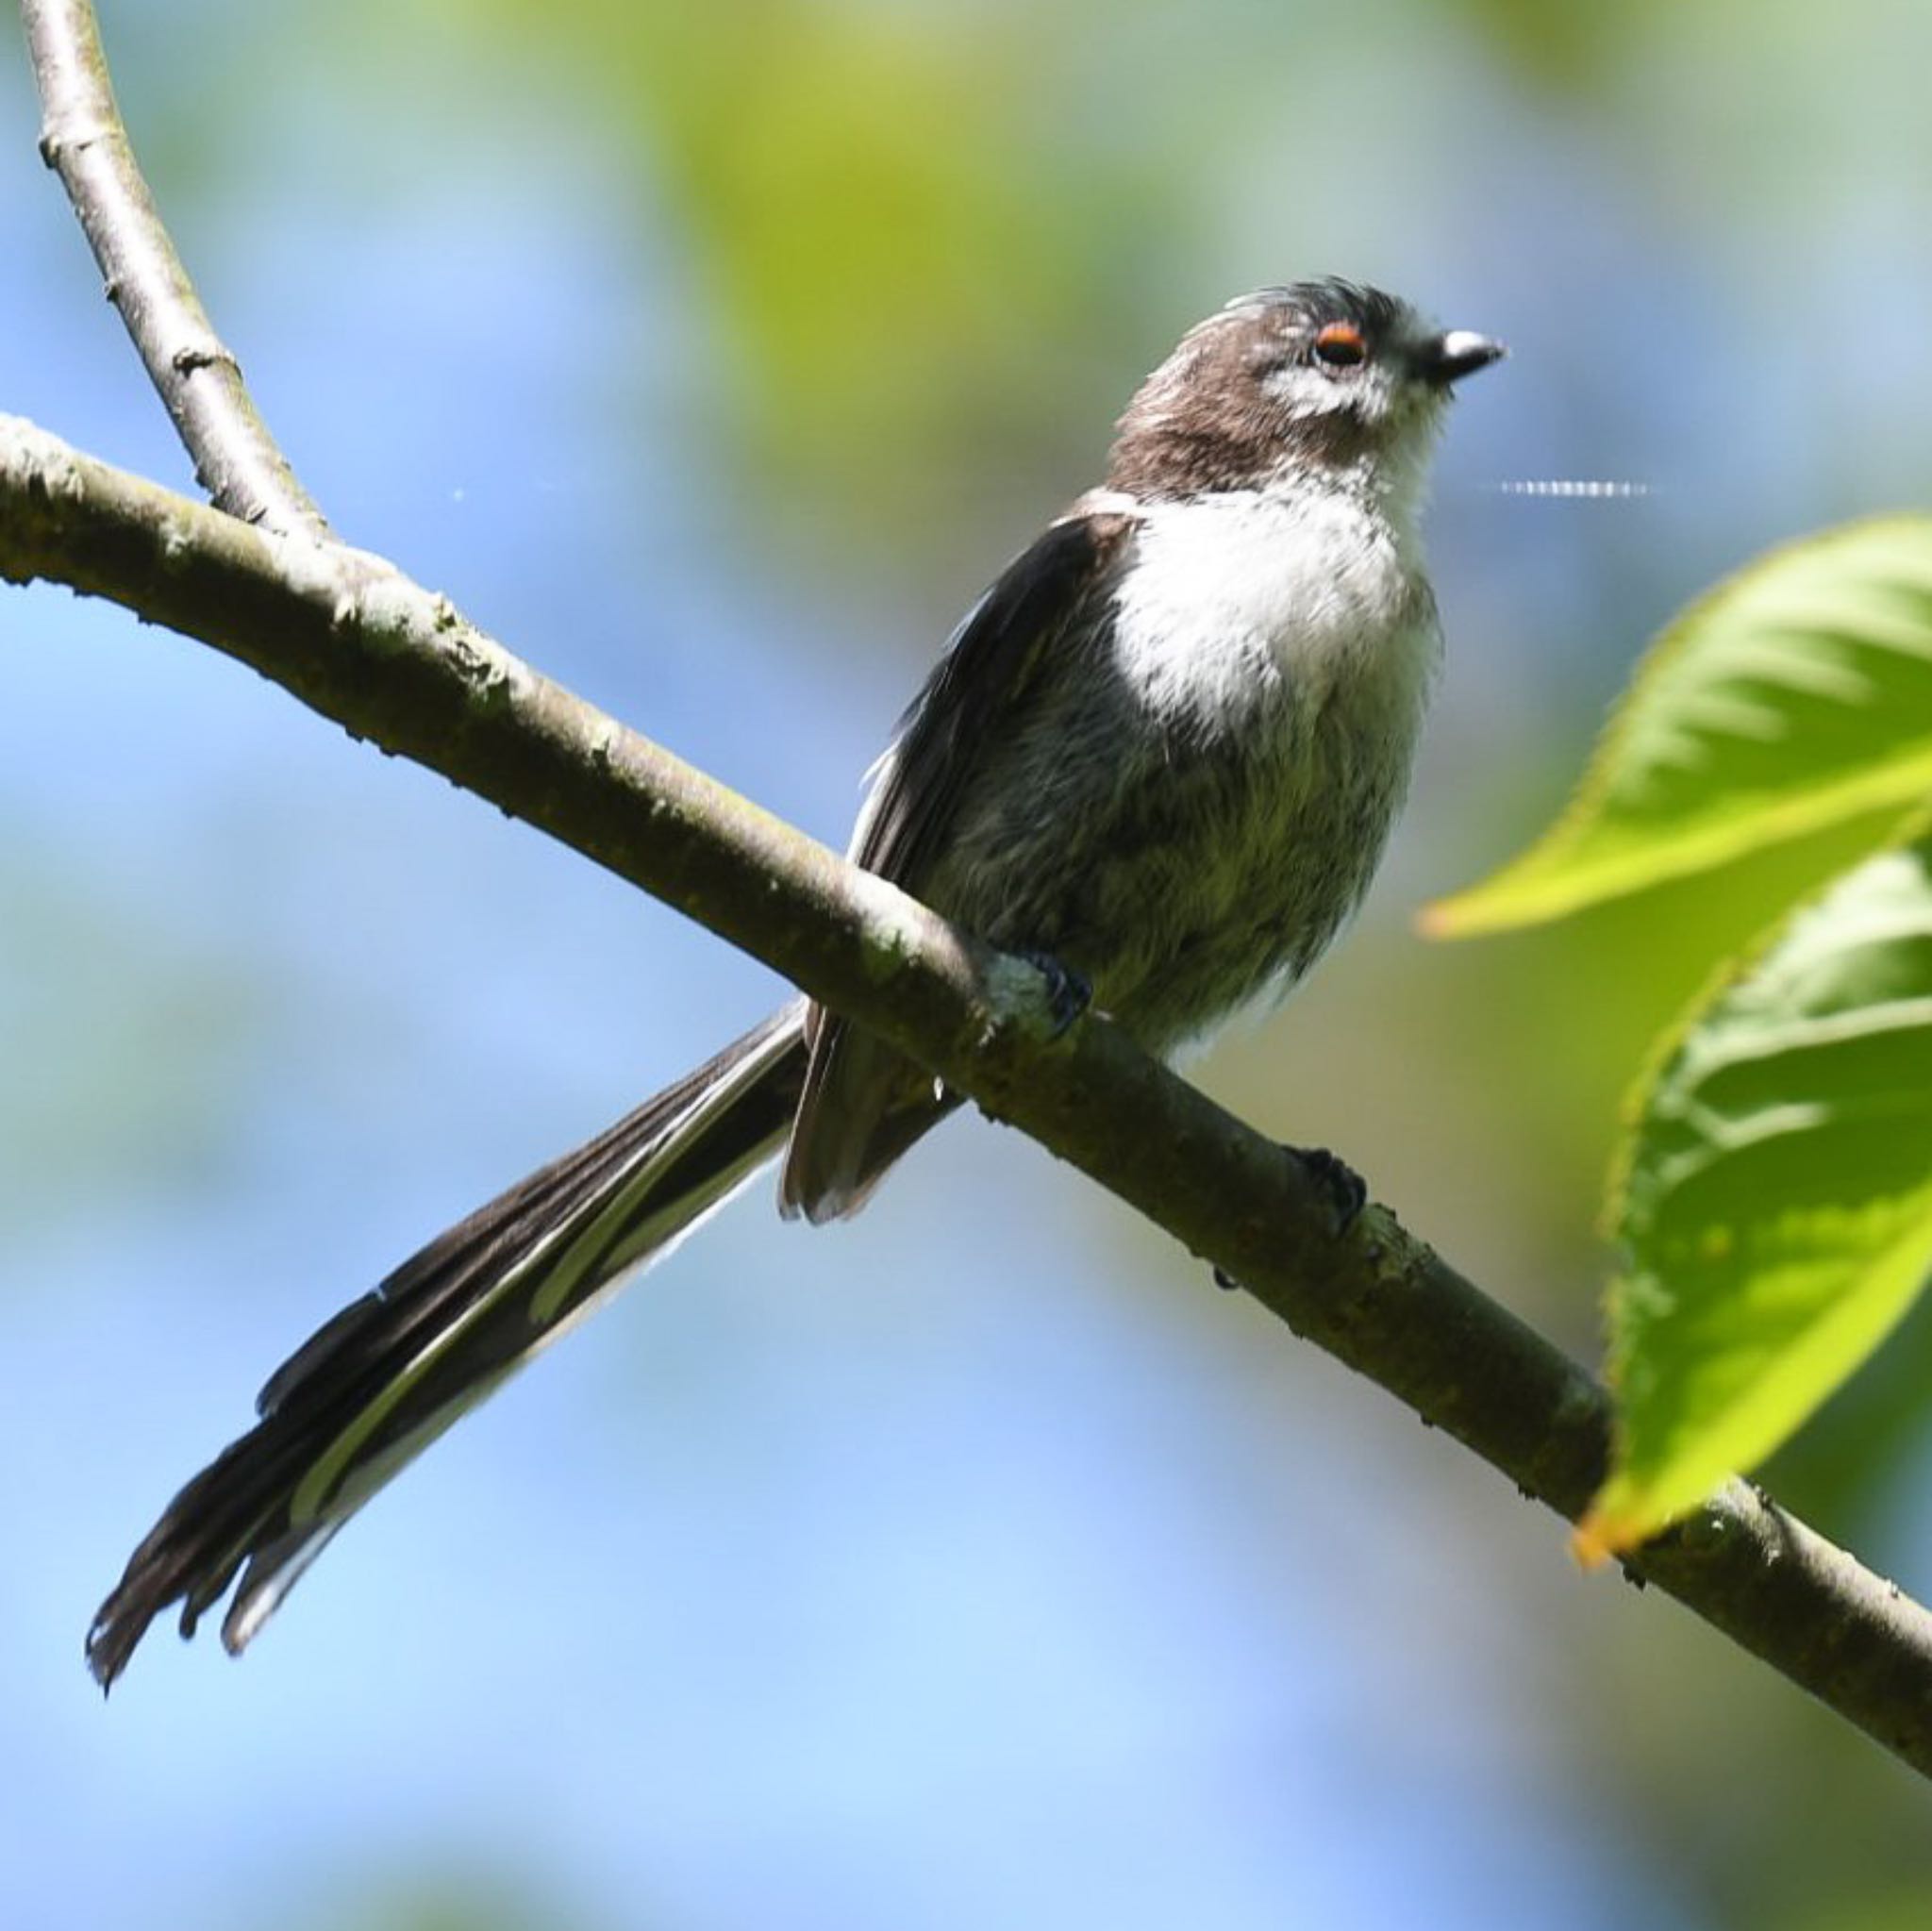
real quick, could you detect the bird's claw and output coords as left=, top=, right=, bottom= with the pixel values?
left=1208, top=1143, right=1368, bottom=1296
left=1019, top=951, right=1092, bottom=1038
left=1290, top=1143, right=1367, bottom=1237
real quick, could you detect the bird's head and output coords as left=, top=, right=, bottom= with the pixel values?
left=1108, top=279, right=1504, bottom=507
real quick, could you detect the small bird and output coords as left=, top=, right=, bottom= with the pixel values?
left=87, top=280, right=1502, bottom=1686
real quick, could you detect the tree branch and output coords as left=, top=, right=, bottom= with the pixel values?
left=21, top=0, right=327, bottom=536
left=6, top=410, right=1930, bottom=1775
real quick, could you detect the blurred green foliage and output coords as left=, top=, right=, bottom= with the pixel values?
left=442, top=0, right=1759, bottom=558
left=461, top=0, right=1183, bottom=556
left=287, top=1871, right=610, bottom=1931
left=1784, top=1890, right=1932, bottom=1931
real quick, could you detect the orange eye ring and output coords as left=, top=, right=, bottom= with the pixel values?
left=1313, top=322, right=1367, bottom=369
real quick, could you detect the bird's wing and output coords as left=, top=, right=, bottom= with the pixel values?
left=779, top=503, right=1139, bottom=1221
left=850, top=503, right=1137, bottom=893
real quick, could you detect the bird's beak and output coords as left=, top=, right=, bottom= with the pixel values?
left=1418, top=329, right=1507, bottom=386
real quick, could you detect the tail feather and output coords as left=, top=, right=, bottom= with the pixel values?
left=86, top=1004, right=808, bottom=1689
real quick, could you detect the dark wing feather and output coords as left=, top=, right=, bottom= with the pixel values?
left=851, top=507, right=1136, bottom=894
left=778, top=506, right=1138, bottom=1220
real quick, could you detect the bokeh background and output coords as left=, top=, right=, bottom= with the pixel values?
left=5, top=1, right=1932, bottom=1925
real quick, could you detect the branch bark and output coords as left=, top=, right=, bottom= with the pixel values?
left=22, top=0, right=328, bottom=536
left=6, top=411, right=1931, bottom=1776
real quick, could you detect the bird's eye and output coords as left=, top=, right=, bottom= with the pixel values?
left=1313, top=322, right=1367, bottom=370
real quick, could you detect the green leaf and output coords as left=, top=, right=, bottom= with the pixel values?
left=1426, top=517, right=1932, bottom=938
left=1576, top=824, right=1932, bottom=1556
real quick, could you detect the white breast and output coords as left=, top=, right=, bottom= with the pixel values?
left=1108, top=486, right=1436, bottom=736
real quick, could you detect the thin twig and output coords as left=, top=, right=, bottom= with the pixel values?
left=5, top=411, right=1930, bottom=1776
left=20, top=0, right=327, bottom=535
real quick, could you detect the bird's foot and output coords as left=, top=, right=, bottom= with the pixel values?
left=1017, top=951, right=1092, bottom=1038
left=1210, top=1142, right=1368, bottom=1296
left=1289, top=1142, right=1368, bottom=1237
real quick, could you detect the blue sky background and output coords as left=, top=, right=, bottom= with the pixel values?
left=4, top=3, right=1932, bottom=1926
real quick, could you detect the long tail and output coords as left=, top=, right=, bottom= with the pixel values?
left=86, top=1003, right=808, bottom=1689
